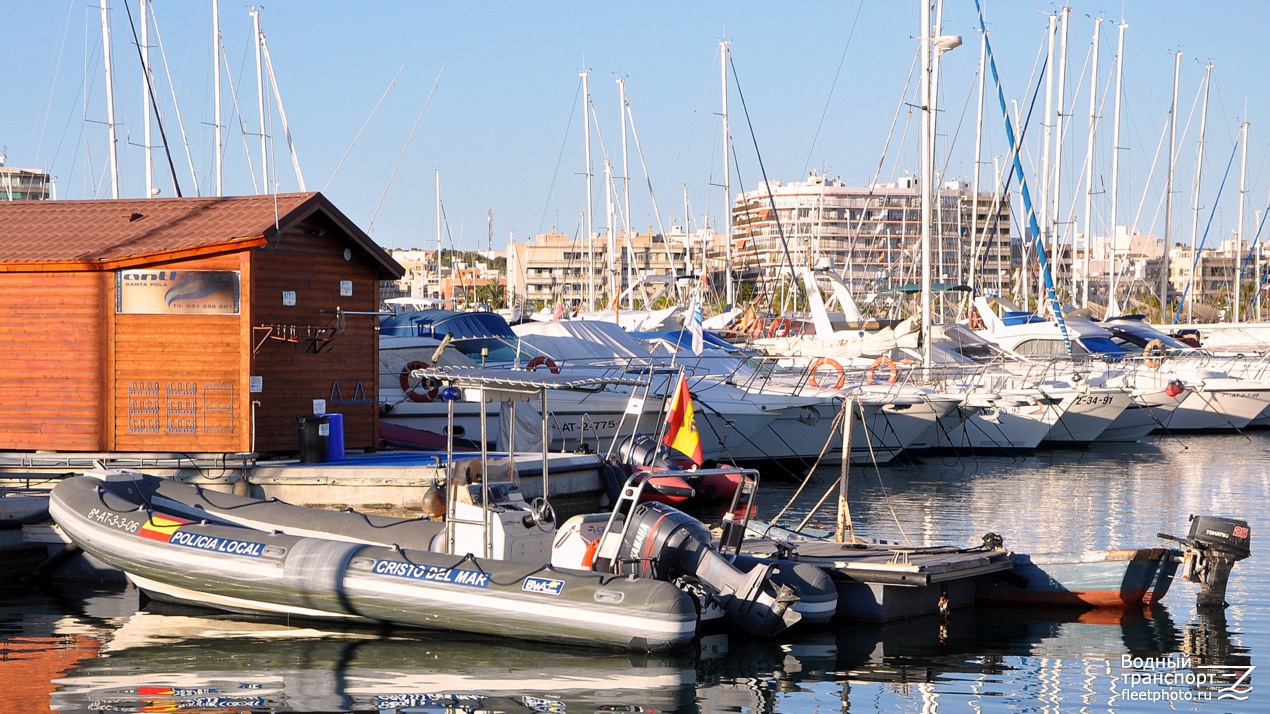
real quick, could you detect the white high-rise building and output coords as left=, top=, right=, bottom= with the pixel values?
left=731, top=172, right=1014, bottom=299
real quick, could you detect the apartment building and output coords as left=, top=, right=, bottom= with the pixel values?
left=505, top=227, right=726, bottom=311
left=731, top=172, right=1014, bottom=297
left=1, top=159, right=52, bottom=201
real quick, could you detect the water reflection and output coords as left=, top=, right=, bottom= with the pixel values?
left=7, top=434, right=1264, bottom=712
left=49, top=598, right=697, bottom=713
left=19, top=584, right=1249, bottom=714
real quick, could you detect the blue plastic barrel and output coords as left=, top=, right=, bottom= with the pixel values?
left=322, top=413, right=346, bottom=461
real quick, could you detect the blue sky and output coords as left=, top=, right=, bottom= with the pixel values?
left=4, top=1, right=1269, bottom=253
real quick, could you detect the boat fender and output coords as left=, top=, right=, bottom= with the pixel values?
left=420, top=483, right=446, bottom=519
left=865, top=355, right=899, bottom=385
left=399, top=360, right=438, bottom=402
left=807, top=357, right=846, bottom=390
left=599, top=461, right=627, bottom=504
left=1165, top=380, right=1185, bottom=398
left=526, top=356, right=561, bottom=374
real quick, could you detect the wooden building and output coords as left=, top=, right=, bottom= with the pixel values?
left=0, top=193, right=403, bottom=456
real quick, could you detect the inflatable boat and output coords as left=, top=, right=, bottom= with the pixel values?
left=49, top=463, right=832, bottom=651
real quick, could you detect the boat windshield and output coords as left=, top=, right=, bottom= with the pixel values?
left=1107, top=326, right=1193, bottom=351
left=1011, top=336, right=1127, bottom=359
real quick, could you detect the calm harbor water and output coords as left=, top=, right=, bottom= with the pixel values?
left=3, top=432, right=1266, bottom=712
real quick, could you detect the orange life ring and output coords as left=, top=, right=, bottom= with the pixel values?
left=582, top=538, right=601, bottom=568
left=1143, top=339, right=1167, bottom=370
left=768, top=317, right=793, bottom=338
left=399, top=360, right=438, bottom=402
left=748, top=318, right=766, bottom=339
left=807, top=357, right=846, bottom=390
left=865, top=355, right=899, bottom=385
left=527, top=356, right=561, bottom=374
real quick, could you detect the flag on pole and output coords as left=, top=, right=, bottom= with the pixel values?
left=687, top=289, right=704, bottom=355
left=662, top=374, right=703, bottom=465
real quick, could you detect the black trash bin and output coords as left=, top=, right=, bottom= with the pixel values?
left=297, top=415, right=330, bottom=463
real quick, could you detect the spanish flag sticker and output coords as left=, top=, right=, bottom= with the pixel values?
left=138, top=514, right=189, bottom=542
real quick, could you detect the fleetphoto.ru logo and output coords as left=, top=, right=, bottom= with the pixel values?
left=1116, top=654, right=1255, bottom=703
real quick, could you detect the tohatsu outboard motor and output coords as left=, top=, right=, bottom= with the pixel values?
left=1159, top=514, right=1251, bottom=608
left=602, top=501, right=802, bottom=637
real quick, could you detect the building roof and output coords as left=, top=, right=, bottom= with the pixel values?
left=0, top=192, right=403, bottom=278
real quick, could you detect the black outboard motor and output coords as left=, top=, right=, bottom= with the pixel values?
left=611, top=501, right=801, bottom=637
left=1160, top=515, right=1251, bottom=607
left=615, top=433, right=677, bottom=469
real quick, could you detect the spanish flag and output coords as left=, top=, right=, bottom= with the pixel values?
left=138, top=513, right=189, bottom=543
left=662, top=374, right=703, bottom=465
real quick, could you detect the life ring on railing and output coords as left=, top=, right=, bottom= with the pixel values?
left=1144, top=339, right=1167, bottom=370
left=748, top=318, right=766, bottom=339
left=865, top=355, right=899, bottom=385
left=527, top=356, right=561, bottom=374
left=768, top=317, right=793, bottom=338
left=399, top=360, right=439, bottom=402
left=807, top=357, right=846, bottom=390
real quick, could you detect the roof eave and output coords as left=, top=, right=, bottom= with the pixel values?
left=0, top=235, right=269, bottom=272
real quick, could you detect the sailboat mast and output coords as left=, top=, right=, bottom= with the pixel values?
left=1081, top=18, right=1101, bottom=307
left=1039, top=13, right=1057, bottom=309
left=436, top=169, right=442, bottom=299
left=140, top=0, right=153, bottom=197
left=1162, top=51, right=1181, bottom=323
left=1187, top=62, right=1213, bottom=323
left=720, top=40, right=734, bottom=308
left=581, top=69, right=594, bottom=312
left=605, top=160, right=616, bottom=305
left=920, top=0, right=933, bottom=369
left=100, top=0, right=120, bottom=199
left=1051, top=7, right=1070, bottom=303
left=618, top=76, right=633, bottom=310
left=931, top=0, right=947, bottom=300
left=969, top=30, right=987, bottom=292
left=1235, top=121, right=1249, bottom=323
left=251, top=7, right=267, bottom=194
left=212, top=0, right=223, bottom=196
left=1107, top=22, right=1126, bottom=312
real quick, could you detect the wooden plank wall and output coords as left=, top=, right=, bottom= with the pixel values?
left=110, top=253, right=249, bottom=453
left=249, top=226, right=381, bottom=455
left=0, top=272, right=106, bottom=450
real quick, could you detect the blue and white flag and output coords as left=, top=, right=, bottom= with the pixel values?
left=688, top=289, right=704, bottom=355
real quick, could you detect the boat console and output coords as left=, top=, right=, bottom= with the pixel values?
left=447, top=457, right=556, bottom=562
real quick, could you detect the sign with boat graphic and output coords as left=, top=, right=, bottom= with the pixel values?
left=116, top=269, right=241, bottom=315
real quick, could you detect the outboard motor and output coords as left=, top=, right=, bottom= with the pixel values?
left=1160, top=515, right=1251, bottom=607
left=607, top=501, right=801, bottom=637
left=616, top=433, right=676, bottom=469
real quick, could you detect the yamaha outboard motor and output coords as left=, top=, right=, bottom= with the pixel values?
left=616, top=433, right=677, bottom=469
left=1160, top=514, right=1251, bottom=607
left=608, top=501, right=801, bottom=637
